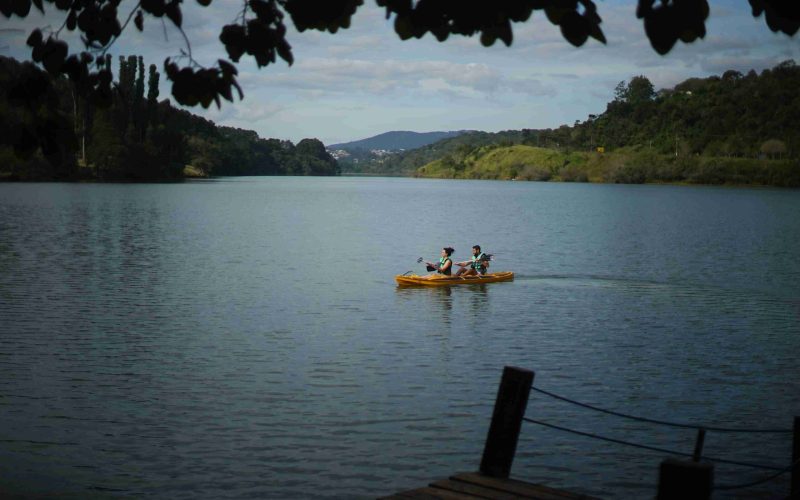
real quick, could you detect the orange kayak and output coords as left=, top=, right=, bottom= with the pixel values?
left=395, top=271, right=514, bottom=286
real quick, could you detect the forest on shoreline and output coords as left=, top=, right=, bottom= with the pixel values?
left=3, top=54, right=799, bottom=187
left=356, top=60, right=800, bottom=187
left=0, top=56, right=338, bottom=181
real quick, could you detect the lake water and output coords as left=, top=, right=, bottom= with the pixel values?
left=1, top=177, right=799, bottom=499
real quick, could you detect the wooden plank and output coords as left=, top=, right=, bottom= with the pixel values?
left=452, top=472, right=600, bottom=500
left=429, top=478, right=525, bottom=500
left=382, top=472, right=600, bottom=499
left=390, top=486, right=483, bottom=499
left=378, top=488, right=440, bottom=499
left=379, top=492, right=421, bottom=499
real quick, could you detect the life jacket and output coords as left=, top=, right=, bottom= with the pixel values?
left=471, top=253, right=486, bottom=273
left=438, top=256, right=452, bottom=275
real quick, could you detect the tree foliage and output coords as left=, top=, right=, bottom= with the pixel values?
left=350, top=60, right=800, bottom=183
left=584, top=61, right=800, bottom=158
left=3, top=1, right=797, bottom=170
left=0, top=56, right=76, bottom=177
left=760, top=139, right=787, bottom=159
left=0, top=55, right=338, bottom=180
left=2, top=0, right=797, bottom=110
left=626, top=76, right=656, bottom=105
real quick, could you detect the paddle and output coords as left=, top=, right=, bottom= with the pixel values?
left=454, top=253, right=494, bottom=267
left=417, top=257, right=437, bottom=272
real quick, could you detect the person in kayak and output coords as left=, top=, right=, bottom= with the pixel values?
left=455, top=245, right=490, bottom=276
left=425, top=247, right=454, bottom=275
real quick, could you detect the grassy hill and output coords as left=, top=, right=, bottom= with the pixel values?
left=359, top=130, right=526, bottom=176
left=415, top=145, right=800, bottom=186
left=416, top=145, right=576, bottom=179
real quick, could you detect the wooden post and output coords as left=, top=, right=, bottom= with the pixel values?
left=792, top=416, right=799, bottom=498
left=657, top=459, right=713, bottom=500
left=692, top=428, right=706, bottom=462
left=479, top=366, right=534, bottom=478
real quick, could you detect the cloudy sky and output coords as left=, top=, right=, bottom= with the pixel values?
left=2, top=1, right=799, bottom=145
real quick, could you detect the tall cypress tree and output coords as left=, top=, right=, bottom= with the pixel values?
left=147, top=64, right=159, bottom=103
left=146, top=64, right=160, bottom=130
left=134, top=56, right=145, bottom=140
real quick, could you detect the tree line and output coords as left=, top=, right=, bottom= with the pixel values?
left=365, top=60, right=800, bottom=186
left=563, top=60, right=800, bottom=159
left=0, top=55, right=338, bottom=181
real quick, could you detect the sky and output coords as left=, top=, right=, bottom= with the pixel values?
left=2, top=1, right=799, bottom=146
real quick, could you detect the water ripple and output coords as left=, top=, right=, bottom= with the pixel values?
left=0, top=180, right=798, bottom=499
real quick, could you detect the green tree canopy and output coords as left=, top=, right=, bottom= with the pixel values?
left=613, top=76, right=655, bottom=105
left=626, top=76, right=656, bottom=105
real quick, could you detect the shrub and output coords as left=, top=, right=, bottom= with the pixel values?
left=603, top=162, right=646, bottom=183
left=761, top=139, right=787, bottom=159
left=559, top=164, right=588, bottom=182
left=686, top=159, right=729, bottom=184
left=519, top=164, right=551, bottom=181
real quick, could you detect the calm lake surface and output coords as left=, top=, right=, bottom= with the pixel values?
left=1, top=177, right=799, bottom=499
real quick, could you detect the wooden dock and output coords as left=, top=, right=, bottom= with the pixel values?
left=381, top=367, right=598, bottom=499
left=378, top=366, right=795, bottom=499
left=380, top=471, right=598, bottom=499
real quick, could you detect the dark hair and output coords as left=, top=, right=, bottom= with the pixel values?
left=472, top=245, right=481, bottom=252
left=443, top=247, right=454, bottom=256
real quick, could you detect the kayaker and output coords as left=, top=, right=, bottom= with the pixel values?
left=455, top=245, right=489, bottom=276
left=425, top=247, right=454, bottom=275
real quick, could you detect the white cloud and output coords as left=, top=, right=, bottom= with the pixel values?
left=238, top=58, right=503, bottom=97
left=504, top=77, right=558, bottom=97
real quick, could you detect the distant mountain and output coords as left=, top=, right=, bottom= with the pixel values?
left=328, top=130, right=471, bottom=151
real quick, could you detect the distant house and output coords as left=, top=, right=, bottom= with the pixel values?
left=327, top=149, right=351, bottom=160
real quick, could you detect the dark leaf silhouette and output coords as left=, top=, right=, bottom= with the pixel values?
left=283, top=0, right=361, bottom=33
left=560, top=11, right=590, bottom=47
left=220, top=24, right=246, bottom=61
left=750, top=0, right=800, bottom=36
left=1, top=0, right=797, bottom=110
left=10, top=0, right=32, bottom=17
left=41, top=38, right=68, bottom=75
left=165, top=1, right=181, bottom=28
left=141, top=0, right=166, bottom=17
left=26, top=28, right=42, bottom=47
left=66, top=9, right=77, bottom=30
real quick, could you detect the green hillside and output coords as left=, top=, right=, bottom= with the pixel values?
left=416, top=145, right=800, bottom=187
left=413, top=60, right=800, bottom=187
left=417, top=145, right=579, bottom=180
left=360, top=130, right=526, bottom=176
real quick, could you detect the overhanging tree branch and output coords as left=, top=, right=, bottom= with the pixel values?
left=3, top=0, right=799, bottom=109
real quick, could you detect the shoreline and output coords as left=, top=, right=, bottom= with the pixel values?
left=2, top=174, right=797, bottom=189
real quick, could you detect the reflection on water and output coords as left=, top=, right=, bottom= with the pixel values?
left=394, top=283, right=497, bottom=329
left=467, top=284, right=488, bottom=313
left=0, top=179, right=799, bottom=499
